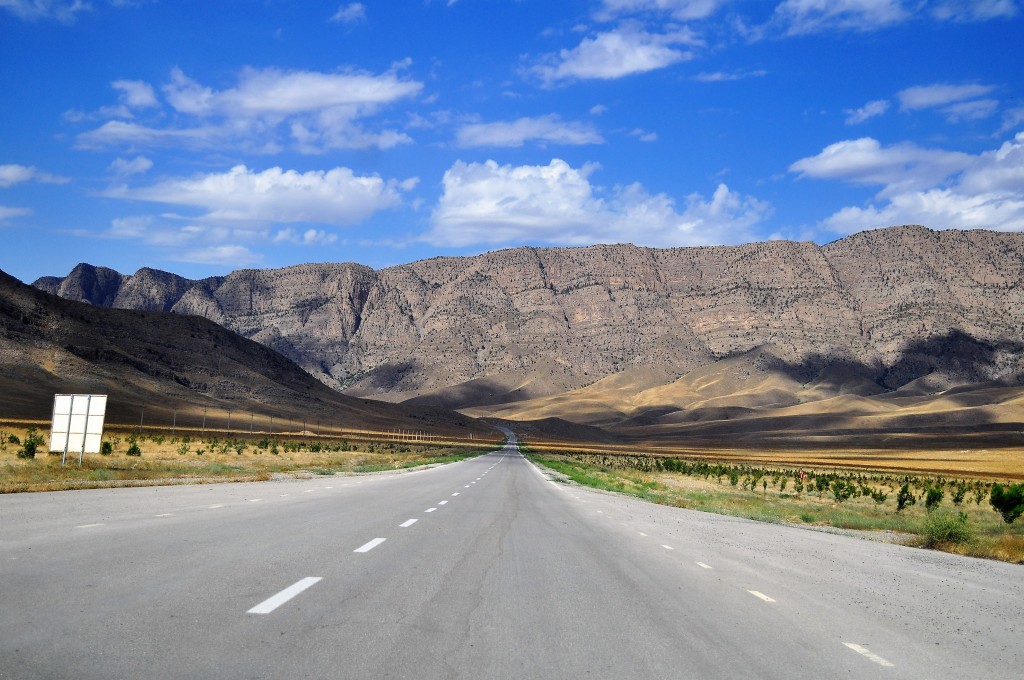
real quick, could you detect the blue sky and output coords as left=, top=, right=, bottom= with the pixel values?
left=1, top=0, right=1022, bottom=283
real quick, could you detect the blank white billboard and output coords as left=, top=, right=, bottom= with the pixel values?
left=49, top=394, right=108, bottom=454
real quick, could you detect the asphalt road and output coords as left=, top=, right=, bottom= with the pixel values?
left=2, top=435, right=1021, bottom=679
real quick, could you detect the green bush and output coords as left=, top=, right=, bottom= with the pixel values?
left=125, top=434, right=142, bottom=457
left=831, top=479, right=855, bottom=503
left=989, top=484, right=1024, bottom=524
left=921, top=511, right=974, bottom=547
left=870, top=488, right=888, bottom=505
left=896, top=484, right=916, bottom=512
left=925, top=487, right=945, bottom=513
left=101, top=441, right=113, bottom=455
left=16, top=427, right=44, bottom=459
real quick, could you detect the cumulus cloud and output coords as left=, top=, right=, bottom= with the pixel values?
left=455, top=115, right=604, bottom=148
left=76, top=66, right=422, bottom=153
left=105, top=164, right=409, bottom=227
left=112, top=80, right=159, bottom=109
left=0, top=164, right=69, bottom=187
left=844, top=99, right=890, bottom=125
left=427, top=158, right=771, bottom=248
left=532, top=26, right=700, bottom=84
left=791, top=132, right=1024, bottom=233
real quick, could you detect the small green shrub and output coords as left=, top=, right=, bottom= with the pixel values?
left=990, top=484, right=1024, bottom=524
left=16, top=427, right=44, bottom=459
left=925, top=487, right=945, bottom=513
left=125, top=434, right=142, bottom=457
left=870, top=488, right=888, bottom=505
left=8, top=433, right=20, bottom=445
left=101, top=441, right=113, bottom=455
left=921, top=511, right=973, bottom=547
left=896, top=484, right=916, bottom=512
left=831, top=479, right=855, bottom=503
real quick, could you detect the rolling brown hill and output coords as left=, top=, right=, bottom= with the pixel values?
left=0, top=270, right=489, bottom=439
left=32, top=225, right=1024, bottom=446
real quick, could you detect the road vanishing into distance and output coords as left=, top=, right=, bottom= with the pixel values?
left=2, top=433, right=1021, bottom=679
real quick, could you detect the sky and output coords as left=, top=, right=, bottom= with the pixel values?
left=1, top=0, right=1022, bottom=283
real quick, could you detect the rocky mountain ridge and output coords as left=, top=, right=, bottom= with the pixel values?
left=34, top=226, right=1024, bottom=409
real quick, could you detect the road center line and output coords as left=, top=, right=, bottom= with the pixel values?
left=843, top=643, right=895, bottom=667
left=438, top=500, right=449, bottom=505
left=209, top=504, right=224, bottom=509
left=748, top=590, right=776, bottom=603
left=247, top=577, right=322, bottom=615
left=354, top=538, right=387, bottom=553
left=661, top=544, right=674, bottom=550
left=638, top=532, right=648, bottom=537
left=248, top=499, right=262, bottom=503
left=76, top=523, right=103, bottom=529
left=400, top=519, right=418, bottom=528
left=425, top=507, right=437, bottom=513
left=451, top=492, right=460, bottom=496
left=696, top=562, right=713, bottom=570
left=155, top=513, right=172, bottom=517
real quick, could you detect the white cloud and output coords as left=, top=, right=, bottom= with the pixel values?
left=112, top=80, right=159, bottom=109
left=789, top=137, right=972, bottom=195
left=108, top=155, right=153, bottom=177
left=175, top=245, right=263, bottom=267
left=793, top=132, right=1024, bottom=233
left=0, top=0, right=90, bottom=22
left=844, top=99, right=890, bottom=124
left=0, top=164, right=70, bottom=187
left=0, top=205, right=31, bottom=221
left=532, top=27, right=700, bottom=84
left=929, top=0, right=1019, bottom=21
left=629, top=128, right=658, bottom=141
left=772, top=0, right=910, bottom=35
left=695, top=69, right=767, bottom=82
left=897, top=82, right=996, bottom=110
left=427, top=158, right=770, bottom=248
left=77, top=66, right=422, bottom=153
left=330, top=3, right=366, bottom=24
left=106, top=164, right=408, bottom=227
left=941, top=98, right=999, bottom=122
left=455, top=115, right=603, bottom=148
left=589, top=104, right=608, bottom=115
left=273, top=228, right=339, bottom=245
left=595, top=0, right=727, bottom=20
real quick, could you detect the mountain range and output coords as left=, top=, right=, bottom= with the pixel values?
left=32, top=225, right=1024, bottom=447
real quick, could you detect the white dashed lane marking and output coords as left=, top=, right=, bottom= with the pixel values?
left=661, top=544, right=674, bottom=551
left=209, top=504, right=224, bottom=509
left=438, top=500, right=448, bottom=505
left=76, top=523, right=103, bottom=529
left=451, top=492, right=460, bottom=497
left=354, top=538, right=386, bottom=553
left=400, top=519, right=418, bottom=528
left=748, top=590, right=775, bottom=603
left=425, top=508, right=437, bottom=513
left=247, top=577, right=322, bottom=615
left=696, top=562, right=713, bottom=570
left=843, top=643, right=895, bottom=668
left=155, top=513, right=172, bottom=517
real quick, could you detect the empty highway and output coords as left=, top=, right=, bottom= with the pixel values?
left=2, top=435, right=1020, bottom=679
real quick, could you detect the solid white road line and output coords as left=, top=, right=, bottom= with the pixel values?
left=76, top=523, right=103, bottom=529
left=354, top=538, right=387, bottom=553
left=843, top=643, right=895, bottom=667
left=748, top=590, right=776, bottom=603
left=425, top=507, right=437, bottom=513
left=696, top=562, right=713, bottom=570
left=247, top=577, right=322, bottom=615
left=400, top=519, right=418, bottom=528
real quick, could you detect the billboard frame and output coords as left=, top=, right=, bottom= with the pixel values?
left=49, top=394, right=108, bottom=465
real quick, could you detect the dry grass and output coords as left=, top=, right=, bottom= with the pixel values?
left=0, top=424, right=495, bottom=493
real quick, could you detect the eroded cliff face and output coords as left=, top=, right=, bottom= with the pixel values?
left=34, top=226, right=1024, bottom=402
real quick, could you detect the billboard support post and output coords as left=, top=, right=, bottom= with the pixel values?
left=49, top=394, right=108, bottom=467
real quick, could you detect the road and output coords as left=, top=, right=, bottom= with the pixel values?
left=1, top=434, right=1021, bottom=679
